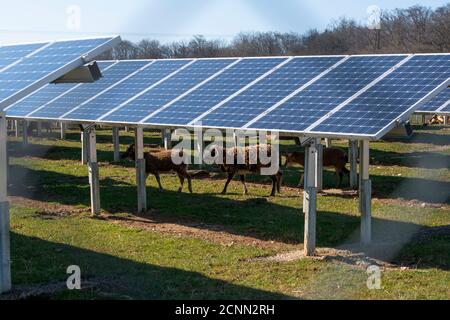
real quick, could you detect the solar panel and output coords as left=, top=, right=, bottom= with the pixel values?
left=441, top=102, right=450, bottom=113
left=142, top=58, right=288, bottom=126
left=416, top=87, right=449, bottom=113
left=247, top=55, right=408, bottom=132
left=193, top=56, right=346, bottom=128
left=4, top=52, right=449, bottom=140
left=0, top=37, right=120, bottom=109
left=27, top=60, right=148, bottom=119
left=310, top=54, right=450, bottom=137
left=101, top=58, right=238, bottom=123
left=0, top=42, right=47, bottom=70
left=62, top=59, right=192, bottom=121
left=5, top=61, right=115, bottom=117
left=102, top=59, right=237, bottom=123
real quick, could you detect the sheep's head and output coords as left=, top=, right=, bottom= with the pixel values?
left=284, top=153, right=296, bottom=167
left=122, top=144, right=136, bottom=160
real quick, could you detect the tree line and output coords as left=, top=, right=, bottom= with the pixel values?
left=99, top=4, right=450, bottom=59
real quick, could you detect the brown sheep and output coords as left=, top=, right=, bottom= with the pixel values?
left=426, top=115, right=448, bottom=125
left=122, top=144, right=192, bottom=193
left=210, top=144, right=282, bottom=196
left=285, top=148, right=349, bottom=188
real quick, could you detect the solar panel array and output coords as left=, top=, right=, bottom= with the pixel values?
left=248, top=55, right=408, bottom=132
left=196, top=56, right=345, bottom=128
left=0, top=36, right=121, bottom=110
left=415, top=87, right=450, bottom=114
left=311, top=54, right=450, bottom=136
left=5, top=53, right=450, bottom=140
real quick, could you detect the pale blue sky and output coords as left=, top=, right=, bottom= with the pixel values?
left=0, top=0, right=448, bottom=45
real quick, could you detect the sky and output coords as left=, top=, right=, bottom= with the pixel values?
left=0, top=0, right=448, bottom=45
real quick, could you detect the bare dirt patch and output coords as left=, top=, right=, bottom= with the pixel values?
left=373, top=197, right=448, bottom=208
left=9, top=196, right=90, bottom=217
left=250, top=246, right=402, bottom=270
left=9, top=195, right=295, bottom=251
left=102, top=212, right=297, bottom=251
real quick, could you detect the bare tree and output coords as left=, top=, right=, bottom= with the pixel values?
left=97, top=4, right=450, bottom=60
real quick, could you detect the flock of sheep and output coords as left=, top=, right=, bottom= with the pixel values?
left=121, top=142, right=350, bottom=196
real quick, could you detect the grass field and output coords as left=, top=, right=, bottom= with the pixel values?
left=2, top=124, right=449, bottom=300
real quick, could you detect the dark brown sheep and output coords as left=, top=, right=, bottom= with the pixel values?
left=122, top=144, right=192, bottom=193
left=210, top=144, right=282, bottom=196
left=285, top=148, right=349, bottom=188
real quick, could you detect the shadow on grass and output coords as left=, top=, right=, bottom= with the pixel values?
left=370, top=148, right=450, bottom=169
left=9, top=162, right=448, bottom=263
left=370, top=173, right=450, bottom=204
left=9, top=232, right=290, bottom=300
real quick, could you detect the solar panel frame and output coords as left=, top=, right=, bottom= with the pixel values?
left=0, top=36, right=121, bottom=110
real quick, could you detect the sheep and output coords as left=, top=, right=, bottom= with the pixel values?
left=426, top=115, right=448, bottom=126
left=210, top=144, right=282, bottom=196
left=285, top=148, right=350, bottom=188
left=121, top=144, right=192, bottom=193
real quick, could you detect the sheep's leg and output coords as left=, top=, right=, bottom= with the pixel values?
left=177, top=172, right=185, bottom=193
left=276, top=171, right=282, bottom=194
left=336, top=170, right=343, bottom=189
left=342, top=166, right=350, bottom=187
left=240, top=175, right=248, bottom=195
left=186, top=174, right=193, bottom=194
left=270, top=175, right=277, bottom=196
left=154, top=172, right=164, bottom=191
left=298, top=172, right=304, bottom=188
left=222, top=172, right=235, bottom=194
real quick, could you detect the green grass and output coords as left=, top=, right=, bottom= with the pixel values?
left=3, top=125, right=450, bottom=299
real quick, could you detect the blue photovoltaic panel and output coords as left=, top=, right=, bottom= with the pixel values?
left=102, top=58, right=237, bottom=123
left=312, top=54, right=450, bottom=136
left=144, top=58, right=287, bottom=126
left=6, top=61, right=114, bottom=117
left=29, top=60, right=148, bottom=119
left=63, top=59, right=191, bottom=121
left=0, top=38, right=116, bottom=104
left=197, top=56, right=344, bottom=128
left=416, top=87, right=449, bottom=112
left=248, top=55, right=407, bottom=132
left=441, top=103, right=450, bottom=113
left=0, top=42, right=47, bottom=69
